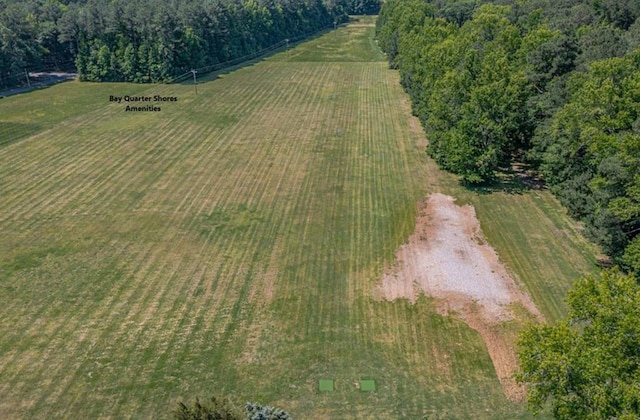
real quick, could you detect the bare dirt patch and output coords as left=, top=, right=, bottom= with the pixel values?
left=376, top=193, right=541, bottom=401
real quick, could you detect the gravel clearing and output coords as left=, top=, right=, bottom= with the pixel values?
left=376, top=193, right=542, bottom=401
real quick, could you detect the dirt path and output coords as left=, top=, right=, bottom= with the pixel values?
left=0, top=72, right=76, bottom=98
left=376, top=193, right=542, bottom=401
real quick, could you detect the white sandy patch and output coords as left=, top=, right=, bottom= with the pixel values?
left=376, top=193, right=541, bottom=401
left=377, top=193, right=538, bottom=320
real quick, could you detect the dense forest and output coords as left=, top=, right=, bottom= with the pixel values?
left=0, top=0, right=379, bottom=85
left=376, top=0, right=640, bottom=276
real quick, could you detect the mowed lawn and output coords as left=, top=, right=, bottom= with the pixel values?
left=0, top=17, right=596, bottom=419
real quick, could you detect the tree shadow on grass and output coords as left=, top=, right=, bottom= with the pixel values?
left=464, top=162, right=546, bottom=195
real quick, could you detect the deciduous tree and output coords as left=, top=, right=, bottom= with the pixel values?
left=517, top=269, right=640, bottom=419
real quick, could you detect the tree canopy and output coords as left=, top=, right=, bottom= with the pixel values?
left=516, top=269, right=640, bottom=419
left=376, top=0, right=640, bottom=274
left=0, top=0, right=349, bottom=86
left=173, top=397, right=292, bottom=420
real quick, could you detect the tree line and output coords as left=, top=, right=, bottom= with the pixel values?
left=377, top=2, right=640, bottom=417
left=1, top=0, right=380, bottom=86
left=376, top=0, right=640, bottom=277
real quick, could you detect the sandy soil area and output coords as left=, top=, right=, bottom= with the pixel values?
left=376, top=193, right=541, bottom=401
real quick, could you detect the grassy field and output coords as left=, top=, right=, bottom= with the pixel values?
left=0, top=16, right=597, bottom=419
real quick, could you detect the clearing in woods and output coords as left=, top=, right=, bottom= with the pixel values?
left=0, top=16, right=598, bottom=418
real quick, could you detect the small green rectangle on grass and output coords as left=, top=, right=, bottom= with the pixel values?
left=360, top=380, right=375, bottom=391
left=319, top=379, right=334, bottom=391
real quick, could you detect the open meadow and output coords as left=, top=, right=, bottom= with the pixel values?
left=0, top=16, right=598, bottom=418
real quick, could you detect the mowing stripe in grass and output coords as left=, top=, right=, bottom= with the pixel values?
left=0, top=18, right=594, bottom=418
